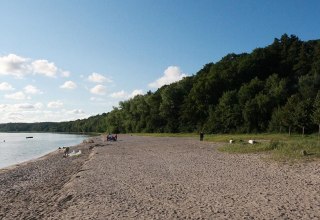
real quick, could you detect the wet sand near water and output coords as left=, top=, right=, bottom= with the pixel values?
left=1, top=135, right=320, bottom=219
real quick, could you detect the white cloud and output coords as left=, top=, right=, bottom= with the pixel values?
left=4, top=91, right=30, bottom=100
left=110, top=90, right=127, bottom=99
left=67, top=109, right=85, bottom=114
left=47, top=100, right=63, bottom=108
left=24, top=85, right=42, bottom=94
left=0, top=82, right=15, bottom=91
left=129, top=89, right=143, bottom=98
left=148, top=66, right=187, bottom=89
left=0, top=103, right=87, bottom=123
left=0, top=54, right=30, bottom=78
left=110, top=89, right=143, bottom=99
left=88, top=72, right=112, bottom=83
left=90, top=85, right=106, bottom=95
left=31, top=60, right=58, bottom=77
left=0, top=54, right=70, bottom=79
left=60, top=81, right=77, bottom=89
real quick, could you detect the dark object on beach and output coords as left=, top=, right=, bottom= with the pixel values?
left=107, top=134, right=117, bottom=141
left=301, top=150, right=307, bottom=156
left=64, top=147, right=70, bottom=157
left=26, top=136, right=33, bottom=139
left=200, top=132, right=204, bottom=141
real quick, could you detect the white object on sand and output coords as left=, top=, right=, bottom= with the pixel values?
left=68, top=150, right=82, bottom=157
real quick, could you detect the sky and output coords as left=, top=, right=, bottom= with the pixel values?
left=0, top=0, right=319, bottom=123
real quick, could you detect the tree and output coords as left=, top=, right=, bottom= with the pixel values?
left=204, top=90, right=242, bottom=133
left=293, top=98, right=312, bottom=136
left=312, top=91, right=320, bottom=136
left=281, top=95, right=300, bottom=135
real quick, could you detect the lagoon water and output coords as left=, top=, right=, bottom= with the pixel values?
left=0, top=133, right=88, bottom=169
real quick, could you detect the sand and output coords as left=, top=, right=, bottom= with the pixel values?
left=1, top=134, right=320, bottom=219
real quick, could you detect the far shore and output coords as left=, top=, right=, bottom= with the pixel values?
left=1, top=134, right=320, bottom=219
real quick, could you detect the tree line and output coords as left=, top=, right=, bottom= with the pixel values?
left=1, top=34, right=320, bottom=134
left=105, top=34, right=320, bottom=134
left=0, top=114, right=108, bottom=133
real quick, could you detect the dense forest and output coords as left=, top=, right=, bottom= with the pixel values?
left=1, top=34, right=320, bottom=134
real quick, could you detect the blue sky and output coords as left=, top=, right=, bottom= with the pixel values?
left=0, top=0, right=319, bottom=123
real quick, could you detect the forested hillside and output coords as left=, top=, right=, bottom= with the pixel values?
left=1, top=34, right=320, bottom=134
left=105, top=34, right=320, bottom=134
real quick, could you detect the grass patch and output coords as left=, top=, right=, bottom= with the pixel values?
left=219, top=142, right=276, bottom=154
left=131, top=132, right=320, bottom=162
left=204, top=133, right=292, bottom=142
left=218, top=137, right=320, bottom=162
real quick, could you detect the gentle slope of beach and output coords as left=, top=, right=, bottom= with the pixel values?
left=1, top=135, right=320, bottom=219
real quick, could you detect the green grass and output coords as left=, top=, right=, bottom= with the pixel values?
left=132, top=132, right=320, bottom=162
left=217, top=135, right=320, bottom=162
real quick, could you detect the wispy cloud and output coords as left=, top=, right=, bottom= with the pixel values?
left=88, top=72, right=112, bottom=83
left=47, top=100, right=63, bottom=108
left=60, top=81, right=77, bottom=89
left=4, top=91, right=30, bottom=100
left=67, top=109, right=85, bottom=114
left=110, top=90, right=126, bottom=99
left=90, top=85, right=106, bottom=95
left=24, top=85, right=42, bottom=94
left=0, top=82, right=15, bottom=91
left=148, top=66, right=187, bottom=89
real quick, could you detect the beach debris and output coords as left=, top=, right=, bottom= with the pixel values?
left=26, top=136, right=33, bottom=139
left=301, top=150, right=307, bottom=156
left=89, top=145, right=94, bottom=150
left=83, top=139, right=94, bottom=144
left=200, top=132, right=204, bottom=141
left=229, top=140, right=234, bottom=144
left=248, top=140, right=256, bottom=144
left=58, top=194, right=73, bottom=207
left=107, top=134, right=117, bottom=141
left=68, top=150, right=82, bottom=157
left=63, top=147, right=70, bottom=157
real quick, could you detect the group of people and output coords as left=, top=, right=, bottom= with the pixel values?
left=107, top=133, right=117, bottom=141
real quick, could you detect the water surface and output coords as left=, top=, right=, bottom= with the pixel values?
left=0, top=133, right=88, bottom=169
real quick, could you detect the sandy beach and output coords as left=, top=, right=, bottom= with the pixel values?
left=1, top=135, right=320, bottom=219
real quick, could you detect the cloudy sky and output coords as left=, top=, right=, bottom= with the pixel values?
left=0, top=0, right=319, bottom=123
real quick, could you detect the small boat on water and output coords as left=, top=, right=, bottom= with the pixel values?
left=26, top=136, right=33, bottom=139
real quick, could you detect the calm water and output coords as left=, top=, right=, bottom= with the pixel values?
left=0, top=133, right=88, bottom=169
